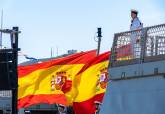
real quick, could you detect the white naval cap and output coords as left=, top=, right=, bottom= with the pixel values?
left=131, top=9, right=138, bottom=14
left=58, top=104, right=65, bottom=108
left=94, top=101, right=102, bottom=105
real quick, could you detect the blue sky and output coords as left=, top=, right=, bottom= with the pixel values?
left=0, top=0, right=165, bottom=63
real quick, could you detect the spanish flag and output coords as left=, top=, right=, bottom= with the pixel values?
left=73, top=51, right=110, bottom=114
left=18, top=50, right=96, bottom=109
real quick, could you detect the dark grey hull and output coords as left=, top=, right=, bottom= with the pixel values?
left=100, top=60, right=165, bottom=114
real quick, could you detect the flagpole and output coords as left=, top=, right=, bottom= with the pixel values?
left=56, top=46, right=58, bottom=57
left=0, top=9, right=3, bottom=48
left=51, top=47, right=53, bottom=58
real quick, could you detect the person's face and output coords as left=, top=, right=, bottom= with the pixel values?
left=58, top=107, right=64, bottom=112
left=95, top=104, right=100, bottom=109
left=131, top=12, right=137, bottom=19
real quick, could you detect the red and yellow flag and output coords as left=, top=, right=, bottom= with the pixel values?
left=18, top=50, right=96, bottom=109
left=73, top=51, right=110, bottom=114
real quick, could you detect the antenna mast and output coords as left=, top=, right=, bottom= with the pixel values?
left=96, top=27, right=102, bottom=56
left=0, top=9, right=3, bottom=48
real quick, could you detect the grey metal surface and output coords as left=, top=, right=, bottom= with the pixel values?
left=0, top=96, right=12, bottom=114
left=109, top=60, right=165, bottom=80
left=100, top=75, right=165, bottom=114
left=18, top=104, right=58, bottom=114
left=18, top=109, right=24, bottom=114
left=100, top=24, right=165, bottom=114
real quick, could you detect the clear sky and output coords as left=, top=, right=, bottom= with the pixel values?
left=0, top=0, right=165, bottom=63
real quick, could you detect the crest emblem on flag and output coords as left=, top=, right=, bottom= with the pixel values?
left=51, top=71, right=72, bottom=93
left=96, top=67, right=108, bottom=91
left=55, top=71, right=67, bottom=90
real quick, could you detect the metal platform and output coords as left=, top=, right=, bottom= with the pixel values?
left=100, top=23, right=165, bottom=114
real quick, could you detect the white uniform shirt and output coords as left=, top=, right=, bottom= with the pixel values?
left=130, top=17, right=143, bottom=58
left=130, top=17, right=143, bottom=31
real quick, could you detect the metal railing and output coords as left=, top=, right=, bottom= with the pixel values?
left=110, top=23, right=165, bottom=67
left=0, top=91, right=12, bottom=97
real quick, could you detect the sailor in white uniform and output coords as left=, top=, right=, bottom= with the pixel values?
left=130, top=9, right=143, bottom=58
